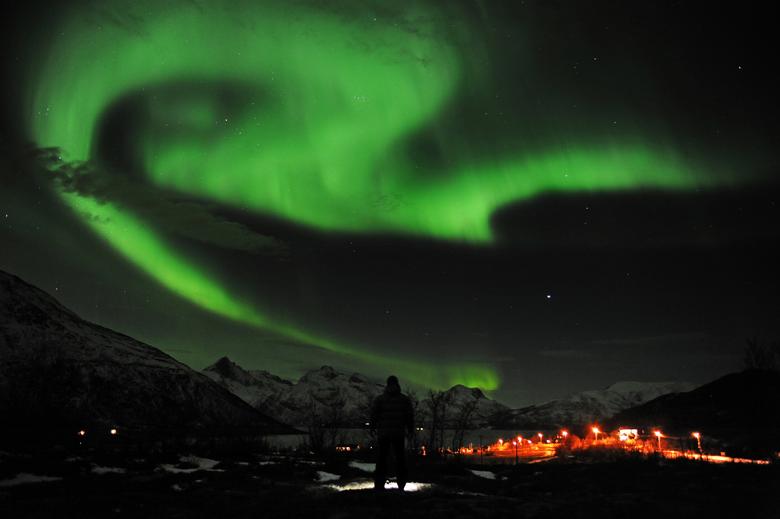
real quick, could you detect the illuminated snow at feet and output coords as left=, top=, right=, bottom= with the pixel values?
left=327, top=479, right=431, bottom=492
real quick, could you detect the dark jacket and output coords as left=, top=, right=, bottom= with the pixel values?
left=370, top=384, right=414, bottom=437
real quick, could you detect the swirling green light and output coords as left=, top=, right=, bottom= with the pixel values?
left=26, top=0, right=728, bottom=390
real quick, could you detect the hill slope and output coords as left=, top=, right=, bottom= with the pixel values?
left=610, top=370, right=780, bottom=456
left=0, top=270, right=291, bottom=441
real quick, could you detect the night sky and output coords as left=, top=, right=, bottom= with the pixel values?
left=1, top=0, right=778, bottom=406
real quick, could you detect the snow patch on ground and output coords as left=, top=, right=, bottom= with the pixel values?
left=0, top=473, right=62, bottom=487
left=159, top=456, right=224, bottom=474
left=316, top=471, right=341, bottom=482
left=91, top=465, right=127, bottom=475
left=348, top=461, right=376, bottom=473
left=468, top=469, right=496, bottom=480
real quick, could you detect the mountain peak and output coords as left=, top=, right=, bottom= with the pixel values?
left=447, top=384, right=486, bottom=400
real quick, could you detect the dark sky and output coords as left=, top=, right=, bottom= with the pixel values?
left=1, top=0, right=778, bottom=406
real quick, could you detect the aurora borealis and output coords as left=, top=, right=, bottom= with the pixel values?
left=2, top=0, right=779, bottom=404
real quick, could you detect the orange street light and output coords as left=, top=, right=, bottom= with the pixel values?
left=561, top=430, right=568, bottom=444
left=653, top=430, right=663, bottom=451
left=537, top=432, right=543, bottom=443
left=592, top=426, right=601, bottom=442
left=513, top=440, right=518, bottom=464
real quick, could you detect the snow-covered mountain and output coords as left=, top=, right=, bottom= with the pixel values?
left=204, top=359, right=510, bottom=428
left=417, top=385, right=510, bottom=428
left=204, top=360, right=384, bottom=427
left=0, top=270, right=289, bottom=440
left=492, top=381, right=695, bottom=429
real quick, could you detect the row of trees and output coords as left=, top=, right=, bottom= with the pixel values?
left=302, top=388, right=484, bottom=454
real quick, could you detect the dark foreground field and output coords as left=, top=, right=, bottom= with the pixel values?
left=1, top=450, right=778, bottom=519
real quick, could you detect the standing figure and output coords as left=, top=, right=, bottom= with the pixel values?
left=370, top=375, right=414, bottom=491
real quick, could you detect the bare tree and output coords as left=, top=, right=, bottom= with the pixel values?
left=304, top=395, right=327, bottom=453
left=744, top=337, right=779, bottom=371
left=325, top=395, right=346, bottom=449
left=424, top=390, right=450, bottom=456
left=451, top=398, right=479, bottom=451
left=406, top=389, right=421, bottom=452
left=304, top=392, right=348, bottom=453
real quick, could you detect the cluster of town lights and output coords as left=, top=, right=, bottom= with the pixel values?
left=479, top=426, right=718, bottom=462
left=77, top=428, right=118, bottom=437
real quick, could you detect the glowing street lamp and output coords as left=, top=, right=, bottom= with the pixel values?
left=513, top=440, right=518, bottom=464
left=561, top=430, right=568, bottom=445
left=77, top=430, right=86, bottom=437
left=110, top=428, right=118, bottom=436
left=537, top=432, right=543, bottom=444
left=592, top=426, right=601, bottom=442
left=653, top=430, right=663, bottom=451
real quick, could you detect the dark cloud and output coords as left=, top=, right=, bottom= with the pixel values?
left=31, top=147, right=288, bottom=258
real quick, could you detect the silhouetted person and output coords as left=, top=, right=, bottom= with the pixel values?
left=370, top=375, right=414, bottom=491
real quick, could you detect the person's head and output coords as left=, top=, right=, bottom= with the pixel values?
left=386, top=375, right=400, bottom=391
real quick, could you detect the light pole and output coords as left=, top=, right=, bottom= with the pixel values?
left=479, top=435, right=483, bottom=465
left=537, top=432, right=543, bottom=444
left=561, top=430, right=568, bottom=446
left=654, top=430, right=662, bottom=452
left=692, top=432, right=702, bottom=458
left=513, top=440, right=518, bottom=465
left=592, top=426, right=600, bottom=443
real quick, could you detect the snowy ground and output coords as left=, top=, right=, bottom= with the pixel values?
left=0, top=451, right=777, bottom=518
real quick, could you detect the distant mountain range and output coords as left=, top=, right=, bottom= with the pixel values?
left=491, top=381, right=695, bottom=430
left=203, top=357, right=695, bottom=430
left=0, top=270, right=291, bottom=443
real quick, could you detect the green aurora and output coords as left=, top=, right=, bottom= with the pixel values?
left=25, top=0, right=745, bottom=389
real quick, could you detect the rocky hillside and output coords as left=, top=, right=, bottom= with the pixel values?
left=0, top=270, right=290, bottom=442
left=204, top=359, right=384, bottom=427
